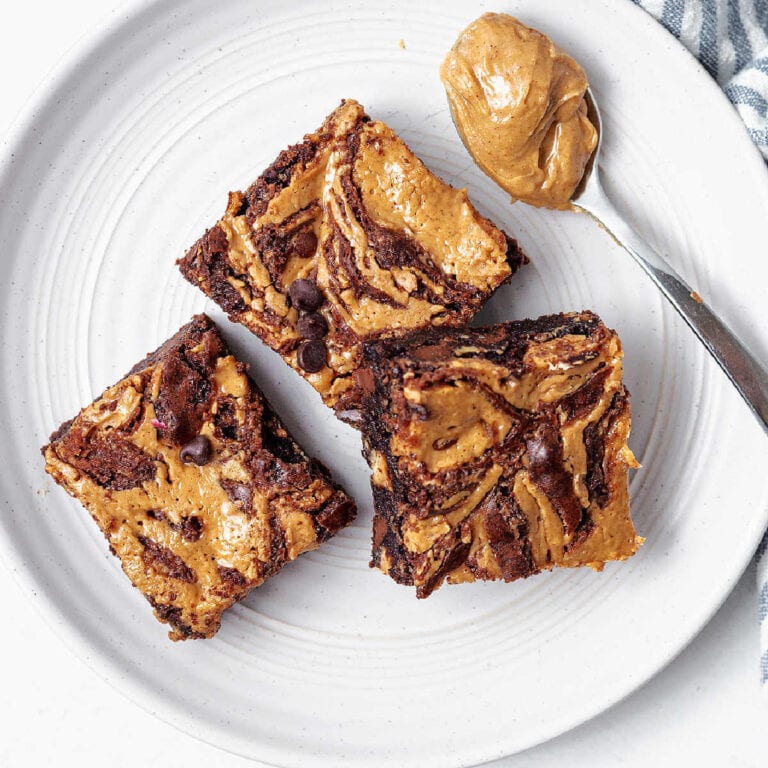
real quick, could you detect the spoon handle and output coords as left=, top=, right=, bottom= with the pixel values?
left=574, top=175, right=768, bottom=436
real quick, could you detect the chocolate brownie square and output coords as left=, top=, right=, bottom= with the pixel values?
left=42, top=315, right=355, bottom=640
left=179, top=99, right=526, bottom=423
left=359, top=311, right=641, bottom=597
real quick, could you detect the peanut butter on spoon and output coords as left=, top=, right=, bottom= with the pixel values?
left=440, top=13, right=597, bottom=210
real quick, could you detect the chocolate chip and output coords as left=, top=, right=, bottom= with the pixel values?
left=180, top=435, right=212, bottom=465
left=432, top=437, right=457, bottom=450
left=297, top=312, right=328, bottom=339
left=288, top=279, right=323, bottom=312
left=297, top=340, right=327, bottom=373
left=292, top=230, right=318, bottom=259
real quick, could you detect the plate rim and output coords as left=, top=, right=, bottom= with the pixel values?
left=1, top=0, right=767, bottom=765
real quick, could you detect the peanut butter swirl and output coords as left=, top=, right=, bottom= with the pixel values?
left=440, top=13, right=598, bottom=210
left=42, top=315, right=355, bottom=640
left=361, top=312, right=641, bottom=598
left=179, top=100, right=526, bottom=421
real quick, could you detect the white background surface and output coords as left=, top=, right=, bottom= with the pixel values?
left=1, top=1, right=766, bottom=766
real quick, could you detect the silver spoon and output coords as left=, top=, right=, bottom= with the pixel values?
left=571, top=88, right=768, bottom=435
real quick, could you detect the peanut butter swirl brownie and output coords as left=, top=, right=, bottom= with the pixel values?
left=42, top=315, right=355, bottom=640
left=359, top=311, right=641, bottom=598
left=179, top=99, right=526, bottom=422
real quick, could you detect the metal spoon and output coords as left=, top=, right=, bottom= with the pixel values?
left=571, top=88, right=768, bottom=435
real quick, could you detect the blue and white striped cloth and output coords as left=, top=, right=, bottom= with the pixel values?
left=635, top=0, right=768, bottom=683
left=760, top=535, right=768, bottom=683
left=637, top=0, right=768, bottom=158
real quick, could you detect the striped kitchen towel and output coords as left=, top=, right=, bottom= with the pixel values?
left=635, top=0, right=768, bottom=158
left=635, top=0, right=768, bottom=683
left=760, top=533, right=768, bottom=683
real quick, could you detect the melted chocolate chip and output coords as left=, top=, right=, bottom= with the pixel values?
left=297, top=340, right=327, bottom=373
left=180, top=435, right=212, bottom=465
left=292, top=230, right=318, bottom=259
left=288, top=279, right=323, bottom=312
left=297, top=312, right=328, bottom=340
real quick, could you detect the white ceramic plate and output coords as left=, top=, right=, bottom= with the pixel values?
left=1, top=1, right=767, bottom=765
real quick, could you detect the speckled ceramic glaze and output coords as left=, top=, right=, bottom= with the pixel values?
left=1, top=1, right=767, bottom=766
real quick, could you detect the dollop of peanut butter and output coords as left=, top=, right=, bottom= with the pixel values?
left=440, top=13, right=598, bottom=210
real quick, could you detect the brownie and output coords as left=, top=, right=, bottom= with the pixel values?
left=359, top=311, right=642, bottom=598
left=42, top=315, right=356, bottom=640
left=178, top=99, right=527, bottom=423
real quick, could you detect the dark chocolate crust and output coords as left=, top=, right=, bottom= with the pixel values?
left=43, top=314, right=356, bottom=640
left=360, top=311, right=639, bottom=597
